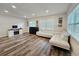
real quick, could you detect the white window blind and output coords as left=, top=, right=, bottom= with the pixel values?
left=39, top=20, right=57, bottom=31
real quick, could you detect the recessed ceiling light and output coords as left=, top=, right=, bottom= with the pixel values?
left=45, top=10, right=49, bottom=13
left=24, top=16, right=26, bottom=18
left=4, top=10, right=8, bottom=13
left=32, top=13, right=35, bottom=16
left=12, top=5, right=16, bottom=8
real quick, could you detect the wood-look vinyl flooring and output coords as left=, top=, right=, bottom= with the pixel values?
left=0, top=33, right=71, bottom=56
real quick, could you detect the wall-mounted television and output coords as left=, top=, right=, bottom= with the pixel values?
left=12, top=25, right=18, bottom=28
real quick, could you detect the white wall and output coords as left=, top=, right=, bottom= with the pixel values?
left=0, top=15, right=27, bottom=37
left=28, top=13, right=67, bottom=32
left=67, top=3, right=78, bottom=15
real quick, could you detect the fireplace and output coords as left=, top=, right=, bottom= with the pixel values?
left=14, top=30, right=19, bottom=35
left=8, top=27, right=23, bottom=37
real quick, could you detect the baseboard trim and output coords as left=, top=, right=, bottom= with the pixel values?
left=0, top=36, right=8, bottom=38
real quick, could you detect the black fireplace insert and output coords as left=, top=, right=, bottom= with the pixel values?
left=14, top=30, right=19, bottom=35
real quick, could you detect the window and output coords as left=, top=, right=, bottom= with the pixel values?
left=28, top=20, right=37, bottom=27
left=67, top=5, right=79, bottom=41
left=39, top=20, right=57, bottom=31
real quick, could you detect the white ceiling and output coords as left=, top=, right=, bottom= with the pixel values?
left=0, top=3, right=71, bottom=18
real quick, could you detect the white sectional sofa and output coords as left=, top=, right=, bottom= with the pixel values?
left=36, top=30, right=61, bottom=38
left=36, top=31, right=70, bottom=50
left=49, top=33, right=70, bottom=50
left=36, top=31, right=54, bottom=38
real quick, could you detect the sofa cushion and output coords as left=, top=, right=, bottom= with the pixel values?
left=49, top=34, right=70, bottom=50
left=61, top=32, right=70, bottom=41
left=36, top=30, right=62, bottom=38
left=36, top=31, right=54, bottom=38
left=62, top=36, right=68, bottom=41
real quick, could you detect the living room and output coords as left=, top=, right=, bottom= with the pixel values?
left=0, top=3, right=79, bottom=56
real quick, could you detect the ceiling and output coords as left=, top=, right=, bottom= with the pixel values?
left=0, top=3, right=71, bottom=19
